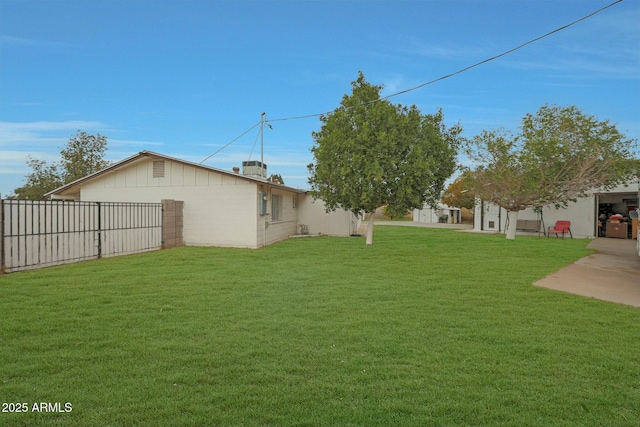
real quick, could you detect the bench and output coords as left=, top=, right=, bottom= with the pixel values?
left=516, top=219, right=542, bottom=233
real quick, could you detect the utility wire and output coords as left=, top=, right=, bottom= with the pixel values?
left=200, top=0, right=622, bottom=161
left=200, top=121, right=261, bottom=163
left=267, top=0, right=623, bottom=123
left=247, top=123, right=262, bottom=161
left=380, top=0, right=623, bottom=101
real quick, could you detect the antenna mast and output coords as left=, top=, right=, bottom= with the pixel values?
left=260, top=112, right=266, bottom=178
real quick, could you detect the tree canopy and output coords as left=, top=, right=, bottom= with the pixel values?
left=465, top=104, right=638, bottom=239
left=13, top=131, right=110, bottom=200
left=441, top=172, right=475, bottom=210
left=308, top=72, right=462, bottom=244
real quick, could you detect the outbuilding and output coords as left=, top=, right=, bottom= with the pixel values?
left=413, top=203, right=461, bottom=224
left=45, top=151, right=360, bottom=248
left=473, top=180, right=640, bottom=239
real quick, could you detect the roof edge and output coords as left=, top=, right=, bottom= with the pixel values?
left=45, top=151, right=306, bottom=198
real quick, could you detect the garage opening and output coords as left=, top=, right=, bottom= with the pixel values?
left=597, top=192, right=638, bottom=239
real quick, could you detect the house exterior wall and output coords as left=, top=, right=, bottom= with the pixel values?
left=474, top=199, right=596, bottom=237
left=474, top=189, right=640, bottom=238
left=52, top=153, right=366, bottom=248
left=473, top=179, right=640, bottom=237
left=474, top=201, right=504, bottom=232
left=601, top=181, right=640, bottom=195
left=297, top=196, right=360, bottom=236
left=256, top=186, right=300, bottom=247
left=540, top=198, right=596, bottom=237
left=79, top=158, right=260, bottom=248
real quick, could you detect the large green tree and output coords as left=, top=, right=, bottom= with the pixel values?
left=308, top=72, right=462, bottom=245
left=13, top=131, right=110, bottom=200
left=465, top=104, right=637, bottom=240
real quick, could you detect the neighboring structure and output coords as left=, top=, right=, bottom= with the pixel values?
left=637, top=208, right=640, bottom=256
left=473, top=180, right=640, bottom=239
left=413, top=203, right=461, bottom=224
left=45, top=151, right=360, bottom=248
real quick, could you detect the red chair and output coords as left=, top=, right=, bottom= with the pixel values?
left=547, top=220, right=572, bottom=239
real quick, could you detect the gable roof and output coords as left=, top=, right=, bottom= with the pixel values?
left=45, top=150, right=306, bottom=199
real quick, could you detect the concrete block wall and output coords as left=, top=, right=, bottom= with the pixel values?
left=162, top=199, right=184, bottom=249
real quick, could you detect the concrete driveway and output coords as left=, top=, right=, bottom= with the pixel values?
left=533, top=238, right=640, bottom=307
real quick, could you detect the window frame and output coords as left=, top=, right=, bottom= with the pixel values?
left=272, top=194, right=282, bottom=221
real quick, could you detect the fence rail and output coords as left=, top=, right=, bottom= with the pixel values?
left=1, top=200, right=162, bottom=273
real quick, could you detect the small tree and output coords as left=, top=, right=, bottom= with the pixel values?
left=465, top=105, right=637, bottom=240
left=268, top=174, right=284, bottom=185
left=60, top=131, right=110, bottom=183
left=308, top=72, right=462, bottom=245
left=12, top=158, right=64, bottom=200
left=382, top=205, right=409, bottom=220
left=441, top=172, right=475, bottom=210
left=13, top=131, right=110, bottom=200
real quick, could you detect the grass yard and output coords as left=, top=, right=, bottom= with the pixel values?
left=1, top=226, right=638, bottom=426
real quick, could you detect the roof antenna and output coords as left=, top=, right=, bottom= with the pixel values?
left=260, top=112, right=266, bottom=178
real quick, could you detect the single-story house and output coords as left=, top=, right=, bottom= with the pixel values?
left=413, top=203, right=461, bottom=224
left=45, top=151, right=360, bottom=248
left=473, top=180, right=640, bottom=239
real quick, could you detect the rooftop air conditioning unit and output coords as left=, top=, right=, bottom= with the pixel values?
left=242, top=160, right=267, bottom=179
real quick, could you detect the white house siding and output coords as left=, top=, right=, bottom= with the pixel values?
left=413, top=207, right=439, bottom=223
left=298, top=196, right=360, bottom=236
left=474, top=179, right=640, bottom=238
left=256, top=187, right=300, bottom=247
left=413, top=204, right=461, bottom=224
left=79, top=158, right=260, bottom=248
left=473, top=180, right=640, bottom=238
left=539, top=199, right=596, bottom=237
left=474, top=199, right=596, bottom=237
left=473, top=201, right=506, bottom=233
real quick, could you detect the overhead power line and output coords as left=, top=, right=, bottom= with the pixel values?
left=200, top=121, right=260, bottom=164
left=201, top=0, right=623, bottom=162
left=268, top=0, right=623, bottom=123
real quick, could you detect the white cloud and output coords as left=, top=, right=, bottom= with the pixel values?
left=109, top=139, right=165, bottom=147
left=0, top=149, right=60, bottom=163
left=0, top=121, right=108, bottom=147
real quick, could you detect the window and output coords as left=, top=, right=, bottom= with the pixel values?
left=258, top=191, right=267, bottom=216
left=153, top=160, right=165, bottom=178
left=293, top=195, right=298, bottom=209
left=272, top=195, right=282, bottom=221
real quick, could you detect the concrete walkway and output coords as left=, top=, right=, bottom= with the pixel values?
left=371, top=221, right=640, bottom=308
left=533, top=238, right=640, bottom=307
left=360, top=220, right=473, bottom=234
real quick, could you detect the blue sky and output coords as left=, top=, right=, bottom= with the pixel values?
left=1, top=0, right=639, bottom=196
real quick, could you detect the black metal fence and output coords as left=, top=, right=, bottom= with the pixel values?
left=1, top=200, right=162, bottom=273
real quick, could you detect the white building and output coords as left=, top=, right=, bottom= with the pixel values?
left=45, top=151, right=360, bottom=248
left=413, top=203, right=461, bottom=224
left=473, top=180, right=640, bottom=238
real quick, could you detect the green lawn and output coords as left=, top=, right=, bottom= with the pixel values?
left=1, top=226, right=638, bottom=426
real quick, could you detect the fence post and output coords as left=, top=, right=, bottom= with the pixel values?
left=161, top=199, right=184, bottom=249
left=1, top=196, right=5, bottom=274
left=97, top=201, right=102, bottom=259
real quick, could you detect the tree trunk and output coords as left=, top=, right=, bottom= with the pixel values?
left=366, top=212, right=375, bottom=245
left=506, top=210, right=519, bottom=240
